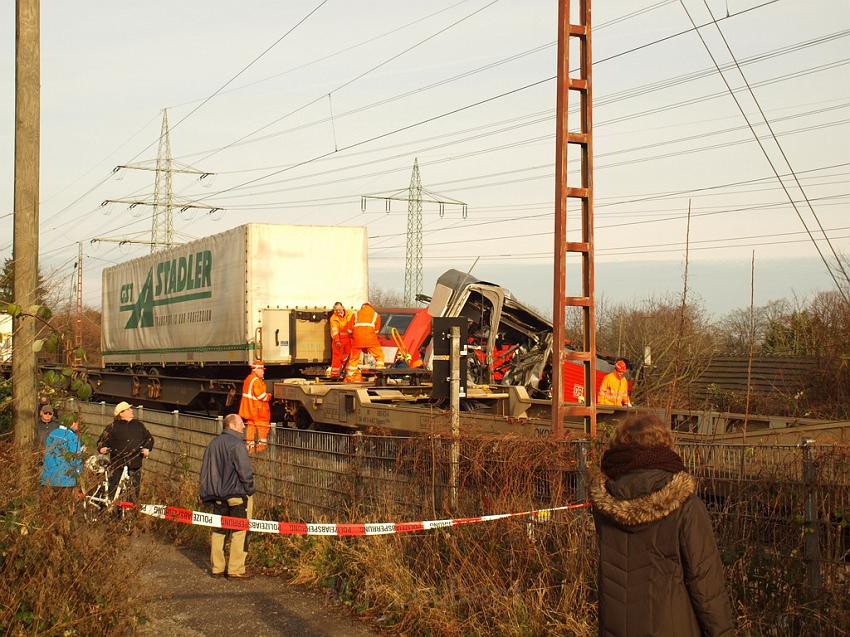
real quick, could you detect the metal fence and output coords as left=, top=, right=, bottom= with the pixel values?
left=77, top=401, right=849, bottom=626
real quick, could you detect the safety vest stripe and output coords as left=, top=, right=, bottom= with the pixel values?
left=243, top=377, right=267, bottom=401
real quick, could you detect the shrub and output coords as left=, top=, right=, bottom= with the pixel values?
left=0, top=444, right=145, bottom=635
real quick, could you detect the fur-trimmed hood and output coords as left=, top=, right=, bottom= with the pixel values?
left=590, top=470, right=697, bottom=527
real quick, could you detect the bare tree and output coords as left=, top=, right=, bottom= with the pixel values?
left=369, top=285, right=407, bottom=308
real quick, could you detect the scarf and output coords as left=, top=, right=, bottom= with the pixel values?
left=601, top=444, right=686, bottom=481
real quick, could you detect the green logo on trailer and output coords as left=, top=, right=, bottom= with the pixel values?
left=120, top=250, right=213, bottom=328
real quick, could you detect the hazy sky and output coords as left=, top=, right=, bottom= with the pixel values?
left=2, top=0, right=848, bottom=317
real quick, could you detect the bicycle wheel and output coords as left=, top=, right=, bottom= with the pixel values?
left=82, top=483, right=109, bottom=523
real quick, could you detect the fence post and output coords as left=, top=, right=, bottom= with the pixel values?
left=800, top=437, right=822, bottom=601
left=576, top=440, right=589, bottom=502
left=350, top=431, right=364, bottom=512
left=137, top=404, right=144, bottom=422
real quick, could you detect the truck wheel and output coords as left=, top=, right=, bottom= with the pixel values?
left=294, top=407, right=313, bottom=430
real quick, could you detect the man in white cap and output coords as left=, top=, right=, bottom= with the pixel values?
left=97, top=402, right=154, bottom=503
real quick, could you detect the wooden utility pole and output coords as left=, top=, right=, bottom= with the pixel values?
left=12, top=0, right=40, bottom=447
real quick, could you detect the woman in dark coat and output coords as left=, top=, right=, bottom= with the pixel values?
left=590, top=413, right=734, bottom=637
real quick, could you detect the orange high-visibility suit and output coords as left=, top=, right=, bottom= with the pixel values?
left=597, top=371, right=631, bottom=406
left=238, top=365, right=271, bottom=452
left=329, top=308, right=353, bottom=378
left=346, top=303, right=385, bottom=381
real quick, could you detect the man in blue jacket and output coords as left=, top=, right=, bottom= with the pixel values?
left=41, top=418, right=82, bottom=490
left=199, top=413, right=255, bottom=579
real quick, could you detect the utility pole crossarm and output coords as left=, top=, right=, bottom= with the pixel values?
left=101, top=198, right=222, bottom=212
left=114, top=165, right=211, bottom=177
left=91, top=236, right=182, bottom=247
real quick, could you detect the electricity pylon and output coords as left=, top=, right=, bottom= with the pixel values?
left=361, top=158, right=467, bottom=306
left=100, top=109, right=219, bottom=252
left=406, top=160, right=423, bottom=304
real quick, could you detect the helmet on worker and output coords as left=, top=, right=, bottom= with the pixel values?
left=251, top=360, right=265, bottom=373
left=614, top=359, right=627, bottom=373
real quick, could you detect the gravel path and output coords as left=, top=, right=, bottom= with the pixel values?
left=134, top=536, right=378, bottom=637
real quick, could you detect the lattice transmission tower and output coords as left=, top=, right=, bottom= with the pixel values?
left=152, top=109, right=174, bottom=250
left=405, top=159, right=423, bottom=304
left=98, top=109, right=219, bottom=252
left=362, top=158, right=467, bottom=306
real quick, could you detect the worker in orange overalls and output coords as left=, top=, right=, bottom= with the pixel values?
left=345, top=302, right=385, bottom=383
left=328, top=301, right=353, bottom=379
left=238, top=360, right=271, bottom=453
left=597, top=359, right=632, bottom=407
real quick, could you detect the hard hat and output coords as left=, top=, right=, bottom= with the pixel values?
left=614, top=360, right=627, bottom=373
left=251, top=360, right=265, bottom=369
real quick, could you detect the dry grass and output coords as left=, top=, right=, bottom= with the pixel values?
left=240, top=435, right=600, bottom=636
left=138, top=433, right=850, bottom=636
left=0, top=444, right=146, bottom=636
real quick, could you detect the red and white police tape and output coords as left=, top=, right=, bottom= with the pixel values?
left=127, top=501, right=590, bottom=536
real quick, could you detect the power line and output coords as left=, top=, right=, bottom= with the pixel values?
left=184, top=45, right=847, bottom=205
left=165, top=0, right=480, bottom=109
left=18, top=0, right=786, bottom=255
left=677, top=0, right=849, bottom=303
left=202, top=110, right=850, bottom=205
left=193, top=0, right=502, bottom=164
left=696, top=0, right=850, bottom=291
left=367, top=194, right=850, bottom=250
left=369, top=232, right=850, bottom=261
left=172, top=0, right=781, bottom=163
left=126, top=0, right=331, bottom=164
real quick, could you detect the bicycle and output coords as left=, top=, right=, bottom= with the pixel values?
left=81, top=453, right=135, bottom=523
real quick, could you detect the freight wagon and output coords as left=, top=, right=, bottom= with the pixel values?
left=80, top=226, right=629, bottom=431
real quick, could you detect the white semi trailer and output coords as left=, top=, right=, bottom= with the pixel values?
left=90, top=223, right=368, bottom=412
left=101, top=223, right=368, bottom=368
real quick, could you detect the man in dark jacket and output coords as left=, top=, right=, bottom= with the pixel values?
left=590, top=413, right=734, bottom=637
left=97, top=401, right=154, bottom=503
left=199, top=413, right=255, bottom=579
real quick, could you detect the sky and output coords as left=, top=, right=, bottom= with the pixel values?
left=1, top=0, right=848, bottom=319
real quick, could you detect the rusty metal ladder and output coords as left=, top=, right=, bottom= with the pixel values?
left=552, top=0, right=596, bottom=438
